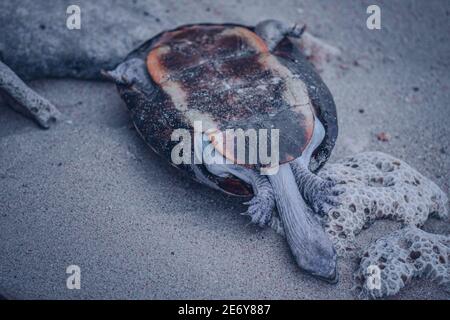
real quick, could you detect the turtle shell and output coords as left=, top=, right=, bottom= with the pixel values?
left=115, top=23, right=337, bottom=196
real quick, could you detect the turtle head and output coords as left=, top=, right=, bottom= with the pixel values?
left=300, top=236, right=338, bottom=283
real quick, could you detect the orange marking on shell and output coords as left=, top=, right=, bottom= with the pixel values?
left=147, top=26, right=270, bottom=85
left=147, top=45, right=170, bottom=84
left=221, top=27, right=270, bottom=53
left=146, top=25, right=315, bottom=165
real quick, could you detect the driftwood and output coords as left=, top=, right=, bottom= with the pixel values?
left=0, top=60, right=60, bottom=128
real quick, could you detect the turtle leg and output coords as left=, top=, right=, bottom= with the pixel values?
left=255, top=19, right=340, bottom=70
left=291, top=159, right=342, bottom=216
left=242, top=172, right=276, bottom=227
left=0, top=60, right=60, bottom=129
left=204, top=154, right=275, bottom=227
left=255, top=19, right=305, bottom=51
left=208, top=163, right=281, bottom=230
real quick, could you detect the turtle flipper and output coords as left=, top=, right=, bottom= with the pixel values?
left=291, top=159, right=342, bottom=216
left=205, top=157, right=275, bottom=227
left=243, top=175, right=275, bottom=227
left=0, top=60, right=60, bottom=129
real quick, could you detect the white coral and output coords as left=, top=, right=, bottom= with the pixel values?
left=354, top=227, right=450, bottom=299
left=318, top=152, right=448, bottom=256
left=268, top=151, right=449, bottom=298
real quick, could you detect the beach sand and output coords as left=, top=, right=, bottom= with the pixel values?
left=0, top=0, right=449, bottom=299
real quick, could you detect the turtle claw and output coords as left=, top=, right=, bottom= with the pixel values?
left=237, top=174, right=276, bottom=227
left=268, top=216, right=285, bottom=236
left=307, top=180, right=343, bottom=216
left=315, top=198, right=338, bottom=216
left=243, top=196, right=274, bottom=227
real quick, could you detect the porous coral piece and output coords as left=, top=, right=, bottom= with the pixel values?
left=354, top=227, right=450, bottom=299
left=317, top=152, right=448, bottom=255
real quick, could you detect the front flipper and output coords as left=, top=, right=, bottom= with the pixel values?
left=291, top=158, right=342, bottom=216
left=0, top=60, right=60, bottom=128
left=210, top=163, right=281, bottom=232
left=243, top=174, right=275, bottom=227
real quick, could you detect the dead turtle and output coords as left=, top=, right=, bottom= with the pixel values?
left=105, top=20, right=340, bottom=282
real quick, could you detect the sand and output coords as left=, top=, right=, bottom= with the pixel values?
left=0, top=0, right=449, bottom=299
